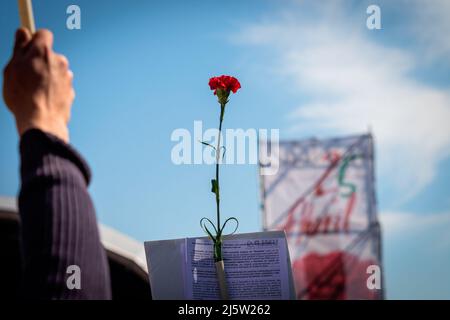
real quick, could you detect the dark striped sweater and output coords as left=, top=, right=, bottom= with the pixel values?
left=19, top=129, right=111, bottom=299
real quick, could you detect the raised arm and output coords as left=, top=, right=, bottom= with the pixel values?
left=3, top=28, right=111, bottom=299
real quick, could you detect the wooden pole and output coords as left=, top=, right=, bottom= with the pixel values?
left=17, top=0, right=35, bottom=33
left=215, top=260, right=229, bottom=299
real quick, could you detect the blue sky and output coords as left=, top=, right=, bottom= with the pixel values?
left=1, top=0, right=449, bottom=299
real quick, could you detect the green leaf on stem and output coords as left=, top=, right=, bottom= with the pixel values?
left=199, top=140, right=216, bottom=150
left=211, top=179, right=218, bottom=194
left=204, top=226, right=216, bottom=242
left=220, top=217, right=239, bottom=235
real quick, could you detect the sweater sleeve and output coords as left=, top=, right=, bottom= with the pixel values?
left=18, top=129, right=111, bottom=299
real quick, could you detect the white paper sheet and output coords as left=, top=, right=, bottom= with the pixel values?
left=184, top=237, right=290, bottom=300
left=144, top=231, right=295, bottom=300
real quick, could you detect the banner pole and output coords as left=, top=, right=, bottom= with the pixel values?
left=17, top=0, right=35, bottom=33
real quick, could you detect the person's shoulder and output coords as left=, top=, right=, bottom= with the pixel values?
left=20, top=128, right=92, bottom=185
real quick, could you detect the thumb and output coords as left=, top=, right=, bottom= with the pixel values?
left=13, top=28, right=32, bottom=55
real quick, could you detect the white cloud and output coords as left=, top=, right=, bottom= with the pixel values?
left=380, top=211, right=450, bottom=235
left=236, top=1, right=450, bottom=203
left=380, top=211, right=450, bottom=251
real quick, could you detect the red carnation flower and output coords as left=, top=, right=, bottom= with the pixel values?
left=209, top=75, right=241, bottom=95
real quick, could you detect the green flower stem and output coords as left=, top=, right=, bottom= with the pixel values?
left=216, top=105, right=225, bottom=229
left=214, top=103, right=225, bottom=261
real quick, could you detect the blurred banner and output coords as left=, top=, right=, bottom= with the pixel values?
left=259, top=134, right=383, bottom=299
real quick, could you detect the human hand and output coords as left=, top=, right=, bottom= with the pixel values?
left=3, top=28, right=74, bottom=143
